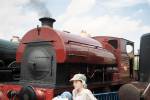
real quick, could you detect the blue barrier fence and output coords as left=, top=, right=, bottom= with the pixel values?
left=94, top=92, right=119, bottom=100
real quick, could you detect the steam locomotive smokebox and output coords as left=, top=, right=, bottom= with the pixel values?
left=20, top=42, right=57, bottom=86
left=140, top=33, right=150, bottom=82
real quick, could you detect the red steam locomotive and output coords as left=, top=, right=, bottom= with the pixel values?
left=0, top=17, right=134, bottom=100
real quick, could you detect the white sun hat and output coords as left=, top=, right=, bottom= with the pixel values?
left=70, top=74, right=87, bottom=88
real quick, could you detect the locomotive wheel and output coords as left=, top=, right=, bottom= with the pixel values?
left=19, top=86, right=37, bottom=100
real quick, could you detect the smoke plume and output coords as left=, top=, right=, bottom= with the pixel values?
left=28, top=0, right=51, bottom=17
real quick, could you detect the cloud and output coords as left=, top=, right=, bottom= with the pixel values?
left=0, top=0, right=55, bottom=40
left=99, top=0, right=145, bottom=8
left=0, top=0, right=40, bottom=40
left=66, top=0, right=95, bottom=16
left=61, top=15, right=149, bottom=36
left=58, top=0, right=96, bottom=22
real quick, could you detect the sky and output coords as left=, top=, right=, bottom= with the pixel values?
left=0, top=0, right=150, bottom=52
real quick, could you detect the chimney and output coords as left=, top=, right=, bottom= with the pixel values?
left=39, top=17, right=56, bottom=28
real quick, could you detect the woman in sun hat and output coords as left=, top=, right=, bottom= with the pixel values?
left=70, top=74, right=97, bottom=100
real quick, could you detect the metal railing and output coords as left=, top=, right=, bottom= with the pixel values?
left=94, top=92, right=119, bottom=100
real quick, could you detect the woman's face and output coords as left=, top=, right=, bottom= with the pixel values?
left=73, top=80, right=83, bottom=90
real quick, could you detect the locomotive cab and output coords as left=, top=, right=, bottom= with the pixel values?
left=93, top=36, right=134, bottom=83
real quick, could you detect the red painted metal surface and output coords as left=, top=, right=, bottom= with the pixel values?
left=16, top=27, right=116, bottom=65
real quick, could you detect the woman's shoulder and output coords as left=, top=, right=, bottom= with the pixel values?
left=83, top=89, right=97, bottom=100
left=72, top=88, right=93, bottom=95
left=83, top=89, right=93, bottom=94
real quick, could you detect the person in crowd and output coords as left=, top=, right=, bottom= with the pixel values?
left=70, top=74, right=97, bottom=100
